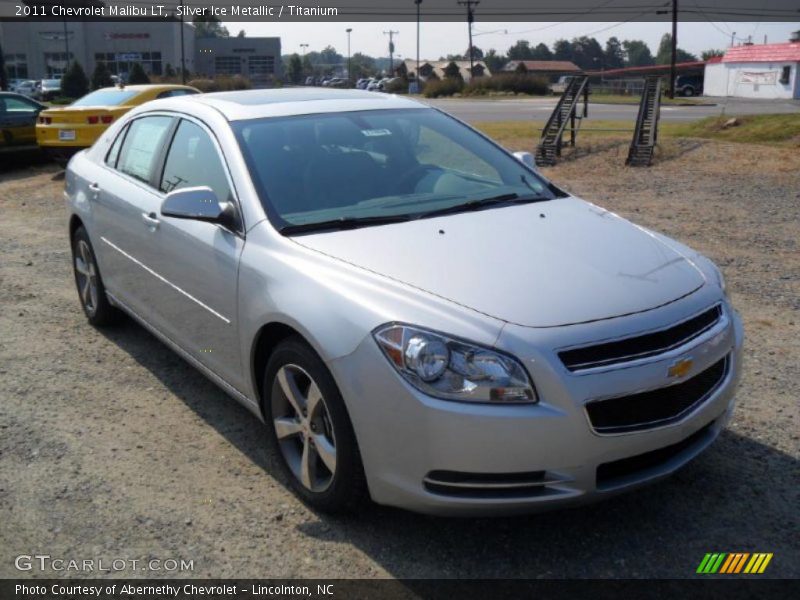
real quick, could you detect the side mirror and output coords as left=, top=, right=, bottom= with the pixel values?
left=161, top=186, right=237, bottom=229
left=513, top=151, right=538, bottom=171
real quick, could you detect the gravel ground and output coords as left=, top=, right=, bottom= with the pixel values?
left=1, top=141, right=798, bottom=580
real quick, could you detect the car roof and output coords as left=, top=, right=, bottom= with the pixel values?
left=101, top=84, right=197, bottom=92
left=177, top=88, right=427, bottom=121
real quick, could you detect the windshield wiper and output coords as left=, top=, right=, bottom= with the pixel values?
left=416, top=192, right=547, bottom=219
left=279, top=214, right=412, bottom=235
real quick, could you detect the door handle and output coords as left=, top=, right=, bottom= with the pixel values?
left=142, top=212, right=160, bottom=229
left=88, top=182, right=100, bottom=193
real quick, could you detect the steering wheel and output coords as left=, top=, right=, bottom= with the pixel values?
left=395, top=164, right=441, bottom=193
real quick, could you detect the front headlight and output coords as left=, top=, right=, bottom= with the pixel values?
left=373, top=324, right=537, bottom=404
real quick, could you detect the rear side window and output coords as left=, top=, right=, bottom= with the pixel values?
left=105, top=124, right=128, bottom=167
left=71, top=90, right=138, bottom=107
left=160, top=120, right=232, bottom=203
left=117, top=116, right=174, bottom=184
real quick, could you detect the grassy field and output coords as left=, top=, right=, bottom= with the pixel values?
left=588, top=93, right=709, bottom=106
left=474, top=113, right=800, bottom=149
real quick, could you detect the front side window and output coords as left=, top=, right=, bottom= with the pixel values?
left=1, top=96, right=39, bottom=114
left=160, top=120, right=232, bottom=203
left=234, top=108, right=554, bottom=230
left=117, top=116, right=173, bottom=184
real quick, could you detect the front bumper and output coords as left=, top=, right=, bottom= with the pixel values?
left=329, top=292, right=744, bottom=516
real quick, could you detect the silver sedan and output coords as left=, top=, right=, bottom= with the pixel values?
left=65, top=89, right=743, bottom=515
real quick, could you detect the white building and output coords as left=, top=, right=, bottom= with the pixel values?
left=704, top=34, right=800, bottom=100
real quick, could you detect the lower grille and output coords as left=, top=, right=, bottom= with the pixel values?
left=586, top=356, right=728, bottom=434
left=423, top=470, right=564, bottom=499
left=596, top=421, right=714, bottom=489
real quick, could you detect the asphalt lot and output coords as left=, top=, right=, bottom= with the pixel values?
left=1, top=138, right=798, bottom=579
left=425, top=96, right=800, bottom=123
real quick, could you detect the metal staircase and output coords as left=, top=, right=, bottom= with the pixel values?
left=535, top=76, right=589, bottom=167
left=626, top=75, right=662, bottom=166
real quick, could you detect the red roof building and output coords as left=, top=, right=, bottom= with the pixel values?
left=705, top=41, right=800, bottom=99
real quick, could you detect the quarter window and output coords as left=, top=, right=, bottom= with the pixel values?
left=105, top=124, right=128, bottom=167
left=116, top=116, right=174, bottom=184
left=160, top=120, right=232, bottom=203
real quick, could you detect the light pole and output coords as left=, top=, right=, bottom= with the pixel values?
left=414, top=0, right=422, bottom=93
left=300, top=43, right=309, bottom=81
left=179, top=0, right=186, bottom=83
left=383, top=30, right=398, bottom=77
left=346, top=28, right=352, bottom=86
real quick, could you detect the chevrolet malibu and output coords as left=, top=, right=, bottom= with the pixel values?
left=65, top=89, right=743, bottom=515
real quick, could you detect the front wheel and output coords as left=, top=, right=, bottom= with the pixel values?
left=71, top=226, right=121, bottom=326
left=263, top=337, right=367, bottom=513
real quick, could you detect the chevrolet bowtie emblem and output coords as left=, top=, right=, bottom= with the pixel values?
left=668, top=357, right=694, bottom=378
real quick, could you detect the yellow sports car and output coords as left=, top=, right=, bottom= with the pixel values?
left=36, top=84, right=199, bottom=165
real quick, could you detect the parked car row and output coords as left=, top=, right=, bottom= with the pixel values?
left=1, top=84, right=199, bottom=165
left=7, top=78, right=63, bottom=101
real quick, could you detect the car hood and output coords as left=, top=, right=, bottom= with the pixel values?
left=290, top=197, right=706, bottom=327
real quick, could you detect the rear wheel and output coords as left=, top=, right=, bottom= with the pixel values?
left=683, top=87, right=695, bottom=97
left=71, top=226, right=121, bottom=326
left=263, top=337, right=367, bottom=513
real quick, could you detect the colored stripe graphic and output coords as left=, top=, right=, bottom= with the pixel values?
left=700, top=552, right=773, bottom=574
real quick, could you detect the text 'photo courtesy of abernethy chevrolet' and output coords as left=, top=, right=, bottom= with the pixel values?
left=65, top=87, right=742, bottom=516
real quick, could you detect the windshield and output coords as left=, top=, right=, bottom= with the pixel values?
left=234, top=108, right=556, bottom=231
left=71, top=89, right=138, bottom=107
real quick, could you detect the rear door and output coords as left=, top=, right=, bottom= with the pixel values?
left=149, top=117, right=245, bottom=390
left=91, top=114, right=177, bottom=319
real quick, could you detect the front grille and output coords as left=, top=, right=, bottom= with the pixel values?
left=586, top=356, right=728, bottom=434
left=559, top=305, right=722, bottom=371
left=596, top=421, right=714, bottom=489
left=423, top=470, right=565, bottom=499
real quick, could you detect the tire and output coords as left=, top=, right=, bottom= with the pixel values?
left=263, top=336, right=367, bottom=513
left=71, top=226, right=121, bottom=327
left=683, top=87, right=694, bottom=97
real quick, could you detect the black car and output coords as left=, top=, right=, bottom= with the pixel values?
left=674, top=74, right=704, bottom=97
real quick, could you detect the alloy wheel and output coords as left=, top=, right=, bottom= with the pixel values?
left=272, top=364, right=337, bottom=492
left=74, top=240, right=99, bottom=315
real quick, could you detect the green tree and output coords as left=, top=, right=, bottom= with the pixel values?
left=349, top=53, right=376, bottom=79
left=571, top=36, right=604, bottom=70
left=464, top=46, right=484, bottom=60
left=603, top=37, right=625, bottom=69
left=194, top=15, right=230, bottom=38
left=128, top=63, right=150, bottom=85
left=531, top=43, right=553, bottom=61
left=515, top=61, right=528, bottom=73
left=90, top=62, right=113, bottom=90
left=61, top=61, right=89, bottom=98
left=701, top=49, right=724, bottom=61
left=622, top=40, right=655, bottom=67
left=287, top=53, right=303, bottom=84
left=553, top=39, right=573, bottom=62
left=301, top=54, right=313, bottom=77
left=443, top=61, right=463, bottom=80
left=655, top=34, right=698, bottom=65
left=318, top=45, right=342, bottom=66
left=164, top=63, right=177, bottom=78
left=507, top=40, right=532, bottom=60
left=237, top=29, right=246, bottom=38
left=483, top=49, right=507, bottom=73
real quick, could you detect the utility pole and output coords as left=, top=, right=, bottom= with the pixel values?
left=179, top=0, right=186, bottom=83
left=730, top=31, right=736, bottom=47
left=346, top=28, right=352, bottom=85
left=669, top=0, right=677, bottom=99
left=414, top=0, right=422, bottom=93
left=383, top=30, right=399, bottom=77
left=457, top=0, right=479, bottom=79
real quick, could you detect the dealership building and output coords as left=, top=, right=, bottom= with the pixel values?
left=0, top=20, right=281, bottom=84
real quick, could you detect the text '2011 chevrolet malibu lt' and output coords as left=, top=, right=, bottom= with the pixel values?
left=65, top=89, right=743, bottom=515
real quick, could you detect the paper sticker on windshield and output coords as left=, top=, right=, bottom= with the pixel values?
left=361, top=128, right=392, bottom=137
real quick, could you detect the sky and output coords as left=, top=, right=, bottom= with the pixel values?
left=235, top=21, right=800, bottom=60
